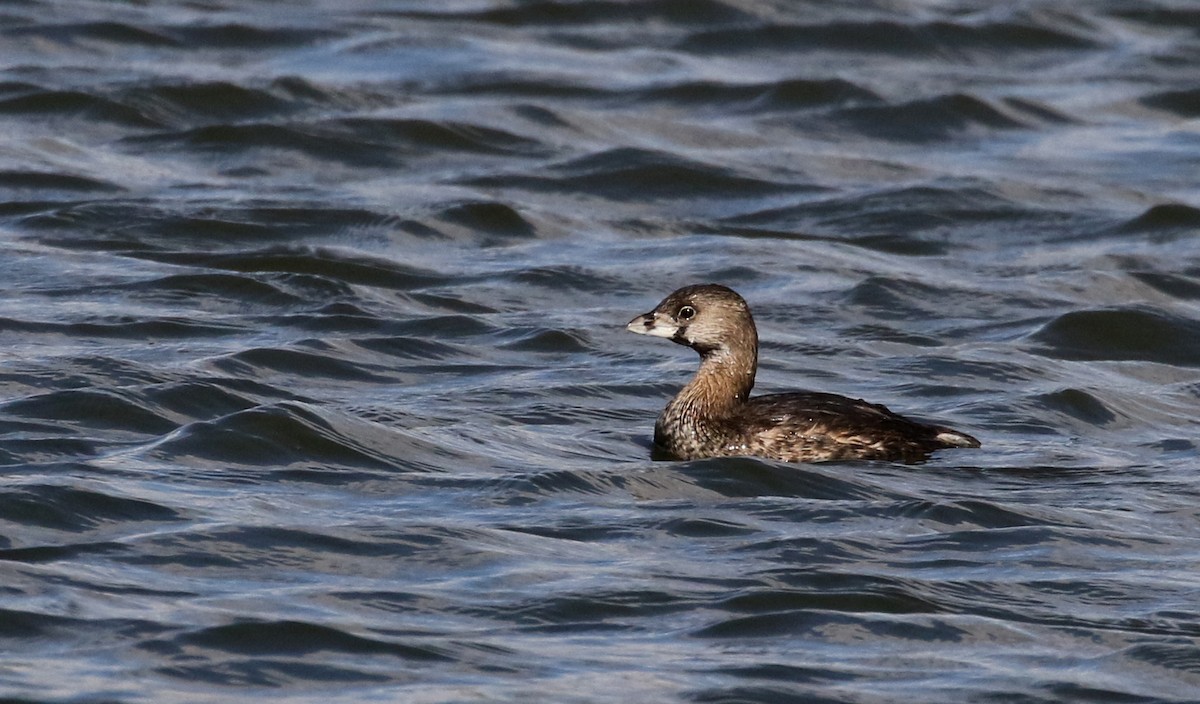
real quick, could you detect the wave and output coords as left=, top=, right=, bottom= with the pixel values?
left=1031, top=307, right=1200, bottom=366
left=464, top=147, right=798, bottom=200
left=678, top=17, right=1101, bottom=57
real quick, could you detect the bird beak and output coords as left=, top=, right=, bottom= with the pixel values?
left=626, top=312, right=677, bottom=338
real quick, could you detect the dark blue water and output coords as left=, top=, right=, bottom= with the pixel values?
left=2, top=1, right=1200, bottom=702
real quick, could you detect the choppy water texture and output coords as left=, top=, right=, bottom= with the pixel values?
left=2, top=1, right=1200, bottom=702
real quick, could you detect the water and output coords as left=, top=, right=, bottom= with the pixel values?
left=2, top=1, right=1199, bottom=702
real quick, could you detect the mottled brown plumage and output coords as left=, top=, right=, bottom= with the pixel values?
left=626, top=284, right=980, bottom=463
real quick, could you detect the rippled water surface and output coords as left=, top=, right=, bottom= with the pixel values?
left=3, top=1, right=1200, bottom=702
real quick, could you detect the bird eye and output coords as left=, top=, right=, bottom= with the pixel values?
left=677, top=305, right=696, bottom=320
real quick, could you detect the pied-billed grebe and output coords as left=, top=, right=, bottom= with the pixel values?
left=626, top=284, right=980, bottom=463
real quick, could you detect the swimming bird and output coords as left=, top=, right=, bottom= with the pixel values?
left=626, top=284, right=980, bottom=463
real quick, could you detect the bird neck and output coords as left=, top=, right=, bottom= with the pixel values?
left=675, top=342, right=757, bottom=417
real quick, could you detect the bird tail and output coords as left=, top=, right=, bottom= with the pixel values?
left=934, top=428, right=981, bottom=448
